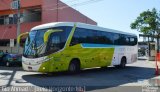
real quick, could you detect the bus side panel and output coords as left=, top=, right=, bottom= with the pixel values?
left=111, top=46, right=138, bottom=66
left=63, top=44, right=115, bottom=69
left=44, top=44, right=115, bottom=72
left=111, top=47, right=120, bottom=66
left=38, top=59, right=51, bottom=73
left=37, top=45, right=137, bottom=73
left=94, top=48, right=115, bottom=67
left=48, top=52, right=72, bottom=72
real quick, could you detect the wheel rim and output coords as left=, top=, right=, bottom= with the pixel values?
left=122, top=60, right=126, bottom=67
left=122, top=62, right=125, bottom=67
left=6, top=62, right=9, bottom=66
left=69, top=63, right=76, bottom=72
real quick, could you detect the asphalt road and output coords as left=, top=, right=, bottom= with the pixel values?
left=0, top=60, right=158, bottom=92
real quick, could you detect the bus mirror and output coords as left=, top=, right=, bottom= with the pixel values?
left=44, top=29, right=63, bottom=44
left=17, top=32, right=29, bottom=45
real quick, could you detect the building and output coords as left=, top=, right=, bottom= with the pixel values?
left=0, top=0, right=97, bottom=53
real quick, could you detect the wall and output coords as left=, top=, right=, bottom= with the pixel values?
left=0, top=22, right=41, bottom=39
left=0, top=0, right=42, bottom=15
left=58, top=1, right=97, bottom=25
left=0, top=0, right=42, bottom=10
left=42, top=0, right=97, bottom=25
left=41, top=0, right=58, bottom=23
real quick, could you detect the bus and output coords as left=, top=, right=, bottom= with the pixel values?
left=18, top=22, right=138, bottom=73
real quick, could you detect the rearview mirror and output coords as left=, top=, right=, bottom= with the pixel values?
left=44, top=29, right=63, bottom=44
left=17, top=32, right=29, bottom=46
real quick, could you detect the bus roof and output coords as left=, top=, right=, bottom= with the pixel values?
left=31, top=22, right=137, bottom=36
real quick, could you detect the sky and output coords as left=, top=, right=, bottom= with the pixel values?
left=61, top=0, right=160, bottom=41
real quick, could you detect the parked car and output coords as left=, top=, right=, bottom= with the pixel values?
left=0, top=50, right=4, bottom=60
left=2, top=53, right=22, bottom=67
left=0, top=50, right=6, bottom=66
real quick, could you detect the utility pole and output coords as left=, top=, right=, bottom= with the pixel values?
left=57, top=0, right=58, bottom=22
left=16, top=0, right=20, bottom=54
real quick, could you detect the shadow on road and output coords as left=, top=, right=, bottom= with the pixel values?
left=22, top=66, right=156, bottom=91
left=0, top=70, right=17, bottom=88
left=0, top=66, right=22, bottom=88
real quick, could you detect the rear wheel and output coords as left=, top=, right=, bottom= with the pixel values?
left=68, top=60, right=80, bottom=74
left=120, top=57, right=126, bottom=68
left=114, top=65, right=120, bottom=68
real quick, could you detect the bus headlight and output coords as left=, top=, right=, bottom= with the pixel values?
left=43, top=67, right=45, bottom=70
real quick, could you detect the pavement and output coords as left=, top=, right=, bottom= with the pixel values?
left=0, top=59, right=160, bottom=92
left=138, top=56, right=148, bottom=60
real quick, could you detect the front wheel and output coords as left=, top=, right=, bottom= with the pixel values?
left=6, top=62, right=10, bottom=67
left=68, top=61, right=80, bottom=74
left=101, top=66, right=108, bottom=69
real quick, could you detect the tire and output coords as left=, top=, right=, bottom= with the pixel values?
left=6, top=62, right=10, bottom=67
left=68, top=60, right=80, bottom=74
left=47, top=73, right=54, bottom=76
left=101, top=66, right=108, bottom=69
left=120, top=57, right=126, bottom=68
left=114, top=65, right=120, bottom=68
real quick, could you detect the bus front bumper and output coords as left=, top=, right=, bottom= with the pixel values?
left=22, top=62, right=42, bottom=72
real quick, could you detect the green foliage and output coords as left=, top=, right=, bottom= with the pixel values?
left=130, top=8, right=160, bottom=36
left=131, top=8, right=160, bottom=52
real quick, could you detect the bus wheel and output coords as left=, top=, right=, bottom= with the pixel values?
left=6, top=62, right=10, bottom=67
left=68, top=60, right=80, bottom=74
left=101, top=66, right=108, bottom=70
left=114, top=65, right=120, bottom=68
left=120, top=57, right=126, bottom=68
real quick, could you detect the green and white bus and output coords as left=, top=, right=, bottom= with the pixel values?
left=18, top=22, right=138, bottom=73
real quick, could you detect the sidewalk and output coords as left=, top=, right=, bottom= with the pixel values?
left=138, top=56, right=148, bottom=60
left=133, top=58, right=160, bottom=87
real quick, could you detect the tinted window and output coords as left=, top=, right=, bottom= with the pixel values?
left=114, top=34, right=137, bottom=46
left=46, top=26, right=72, bottom=53
left=129, top=36, right=137, bottom=45
left=115, top=34, right=126, bottom=45
left=125, top=35, right=130, bottom=45
left=70, top=28, right=137, bottom=46
left=70, top=28, right=95, bottom=45
left=113, top=33, right=120, bottom=45
left=96, top=31, right=114, bottom=44
left=47, top=33, right=62, bottom=52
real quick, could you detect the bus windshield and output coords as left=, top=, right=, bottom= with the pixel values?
left=23, top=26, right=72, bottom=58
left=23, top=30, right=46, bottom=58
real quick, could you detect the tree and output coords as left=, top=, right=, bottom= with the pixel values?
left=130, top=8, right=160, bottom=52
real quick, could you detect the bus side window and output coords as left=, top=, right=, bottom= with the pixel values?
left=130, top=37, right=135, bottom=45
left=131, top=37, right=137, bottom=46
left=95, top=31, right=113, bottom=45
left=70, top=28, right=87, bottom=46
left=70, top=29, right=80, bottom=46
left=113, top=34, right=120, bottom=45
left=48, top=34, right=61, bottom=52
left=116, top=34, right=129, bottom=45
left=125, top=36, right=130, bottom=45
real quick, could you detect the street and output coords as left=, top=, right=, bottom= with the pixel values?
left=0, top=60, right=159, bottom=92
